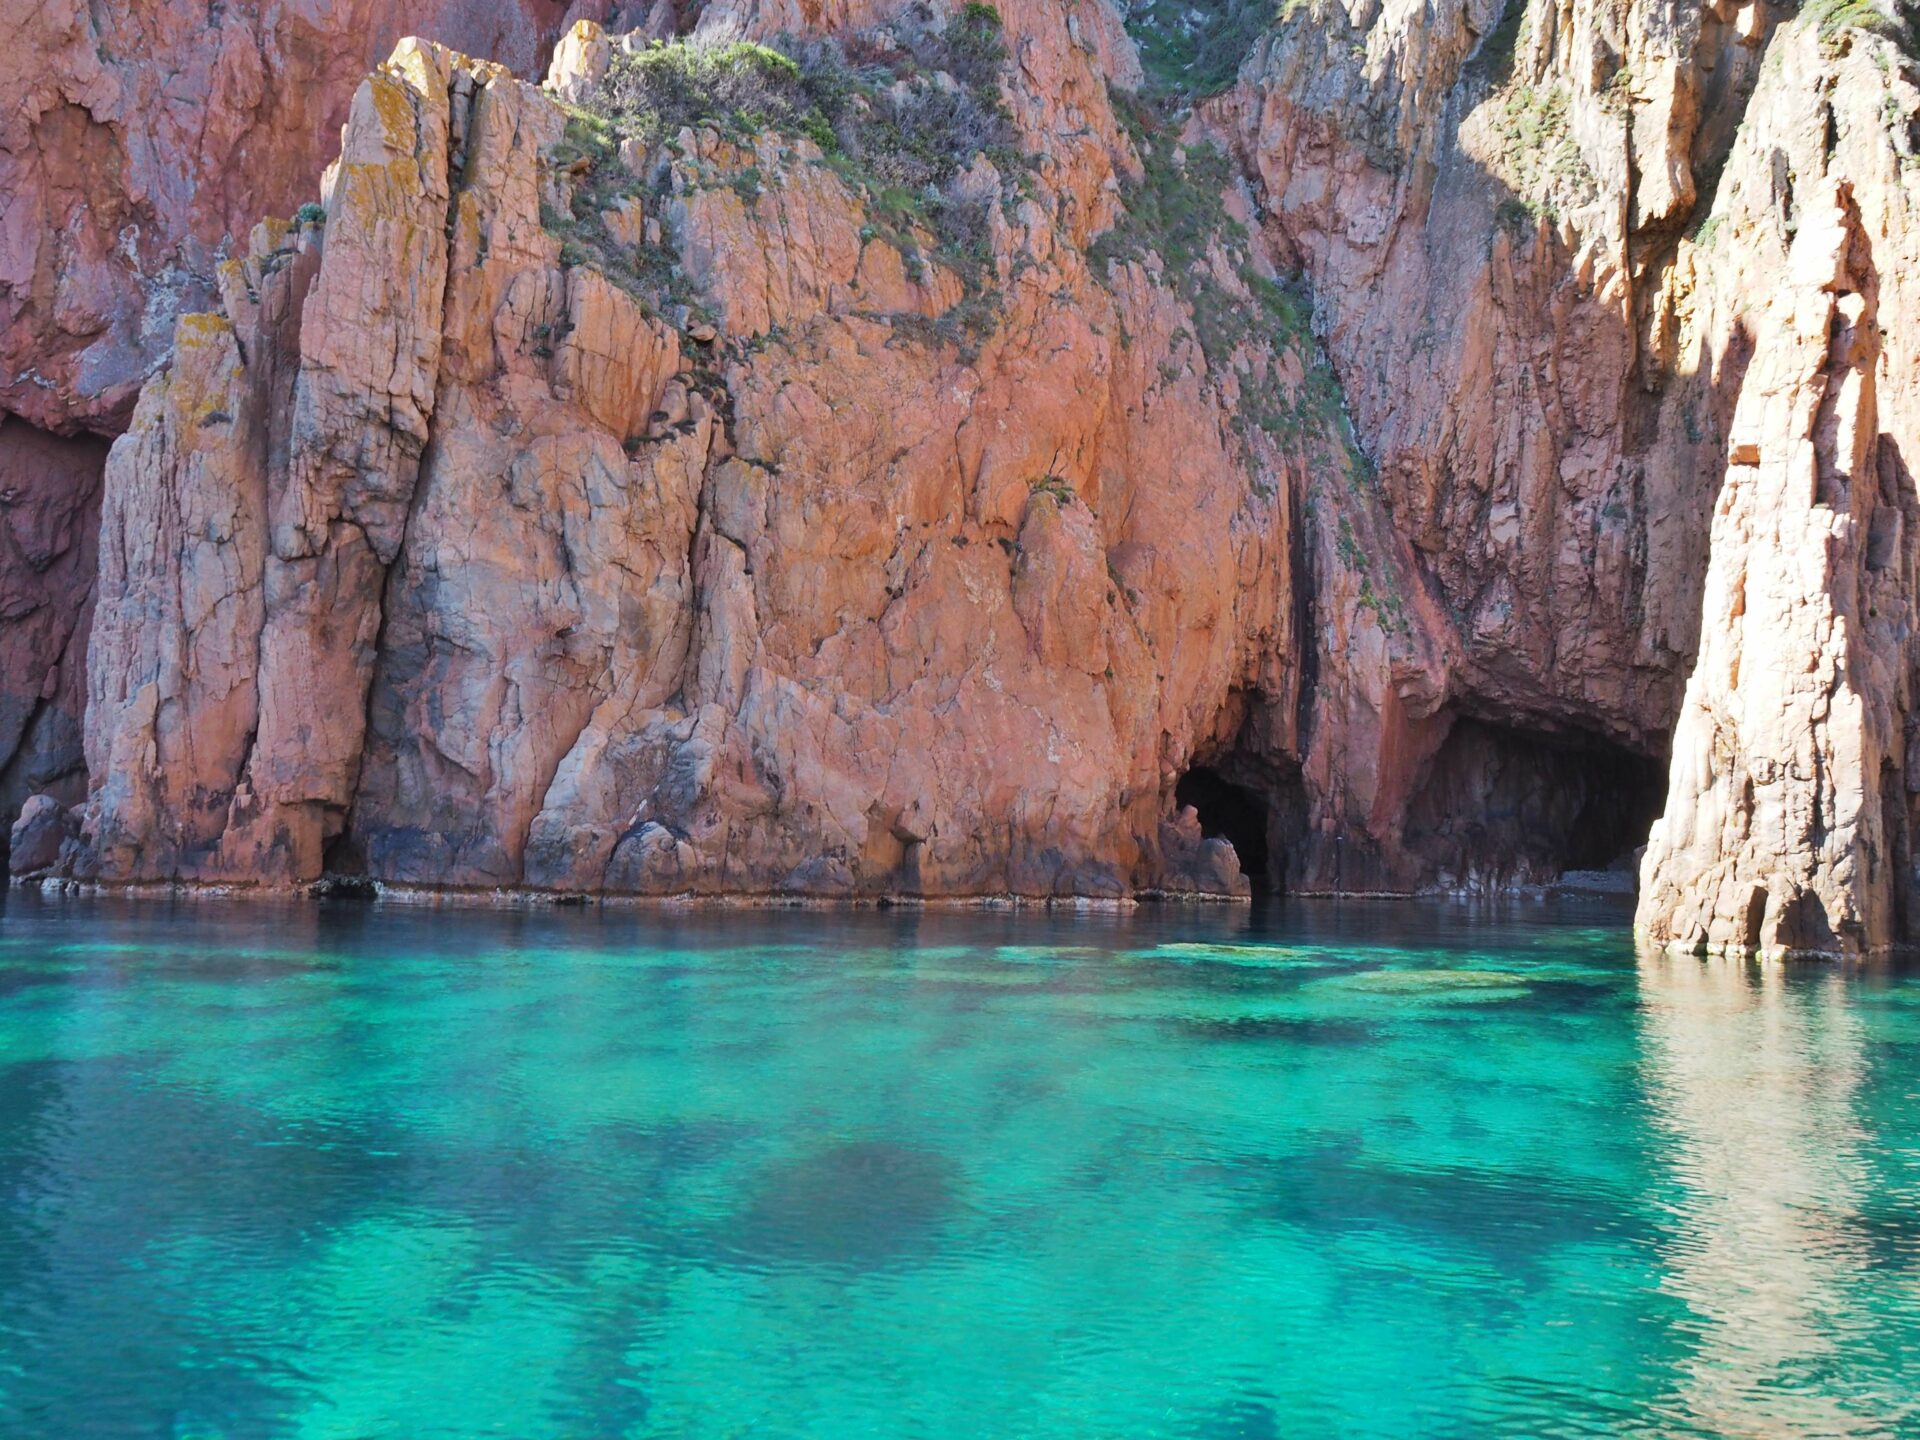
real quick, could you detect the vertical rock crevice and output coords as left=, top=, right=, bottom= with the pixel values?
left=15, top=0, right=1919, bottom=938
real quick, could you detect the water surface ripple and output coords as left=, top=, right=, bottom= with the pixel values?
left=1, top=896, right=1916, bottom=1438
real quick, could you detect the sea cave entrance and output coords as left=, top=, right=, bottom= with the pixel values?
left=1402, top=718, right=1671, bottom=885
left=1557, top=738, right=1670, bottom=873
left=1176, top=766, right=1276, bottom=895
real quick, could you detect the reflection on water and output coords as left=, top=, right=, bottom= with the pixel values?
left=1637, top=956, right=1917, bottom=1437
left=0, top=895, right=1915, bottom=1438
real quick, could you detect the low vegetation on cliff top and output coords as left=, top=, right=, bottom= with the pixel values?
left=588, top=8, right=1017, bottom=186
left=549, top=8, right=1021, bottom=343
left=1803, top=0, right=1920, bottom=57
left=1124, top=0, right=1277, bottom=97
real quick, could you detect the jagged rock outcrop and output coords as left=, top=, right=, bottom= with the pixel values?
left=67, top=15, right=1307, bottom=899
left=0, top=0, right=613, bottom=437
left=1200, top=0, right=1920, bottom=938
left=0, top=0, right=614, bottom=855
left=1204, top=0, right=1758, bottom=890
left=1637, top=183, right=1894, bottom=953
left=1635, top=16, right=1920, bottom=956
left=0, top=416, right=105, bottom=845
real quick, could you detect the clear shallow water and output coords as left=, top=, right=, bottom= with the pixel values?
left=1, top=898, right=1917, bottom=1439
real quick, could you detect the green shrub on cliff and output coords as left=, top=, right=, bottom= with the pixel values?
left=585, top=11, right=1016, bottom=190
left=1126, top=0, right=1278, bottom=97
left=1803, top=0, right=1909, bottom=51
left=590, top=38, right=811, bottom=144
left=1089, top=95, right=1345, bottom=471
left=540, top=108, right=701, bottom=323
left=572, top=11, right=1022, bottom=344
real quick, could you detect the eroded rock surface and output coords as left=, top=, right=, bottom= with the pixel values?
left=1635, top=14, right=1920, bottom=954
left=0, top=414, right=106, bottom=864
left=0, top=0, right=613, bottom=848
left=68, top=16, right=1307, bottom=900
left=1201, top=0, right=1920, bottom=942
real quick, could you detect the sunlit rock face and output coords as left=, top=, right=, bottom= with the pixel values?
left=13, top=0, right=1920, bottom=940
left=63, top=23, right=1307, bottom=900
left=1206, top=0, right=1920, bottom=947
left=0, top=0, right=612, bottom=437
left=1629, top=16, right=1920, bottom=957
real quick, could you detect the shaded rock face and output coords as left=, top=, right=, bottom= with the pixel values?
left=20, top=0, right=1920, bottom=949
left=1201, top=0, right=1920, bottom=946
left=0, top=0, right=611, bottom=437
left=0, top=415, right=106, bottom=864
left=8, top=793, right=77, bottom=879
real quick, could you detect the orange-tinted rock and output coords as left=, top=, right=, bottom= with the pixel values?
left=71, top=20, right=1300, bottom=900
left=2, top=0, right=612, bottom=851
left=1635, top=18, right=1920, bottom=956
left=38, top=0, right=1920, bottom=940
left=0, top=0, right=611, bottom=437
left=1187, top=0, right=1920, bottom=936
left=82, top=310, right=267, bottom=881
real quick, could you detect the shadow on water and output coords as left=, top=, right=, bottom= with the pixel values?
left=1184, top=1396, right=1282, bottom=1440
left=1174, top=1015, right=1382, bottom=1046
left=1230, top=1137, right=1650, bottom=1281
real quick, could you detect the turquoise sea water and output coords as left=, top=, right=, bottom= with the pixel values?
left=1, top=896, right=1917, bottom=1439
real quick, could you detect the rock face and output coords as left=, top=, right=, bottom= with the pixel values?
left=1635, top=16, right=1920, bottom=955
left=70, top=19, right=1302, bottom=900
left=0, top=415, right=106, bottom=856
left=7, top=793, right=76, bottom=879
left=0, top=0, right=612, bottom=436
left=1637, top=183, right=1894, bottom=953
left=12, top=0, right=1920, bottom=948
left=0, top=0, right=613, bottom=853
left=1201, top=0, right=1920, bottom=943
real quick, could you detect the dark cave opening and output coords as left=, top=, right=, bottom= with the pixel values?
left=1557, top=737, right=1670, bottom=873
left=1402, top=718, right=1671, bottom=885
left=1176, top=766, right=1275, bottom=894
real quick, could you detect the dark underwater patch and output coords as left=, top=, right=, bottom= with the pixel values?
left=718, top=1139, right=962, bottom=1272
left=0, top=963, right=76, bottom=1003
left=1184, top=1396, right=1282, bottom=1439
left=1234, top=1138, right=1651, bottom=1276
left=1502, top=977, right=1630, bottom=1012
left=1176, top=1015, right=1380, bottom=1046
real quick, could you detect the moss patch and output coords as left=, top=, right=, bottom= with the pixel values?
left=565, top=10, right=1026, bottom=348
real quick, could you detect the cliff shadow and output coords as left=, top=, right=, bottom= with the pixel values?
left=1398, top=718, right=1668, bottom=890
left=1212, top=0, right=1787, bottom=895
